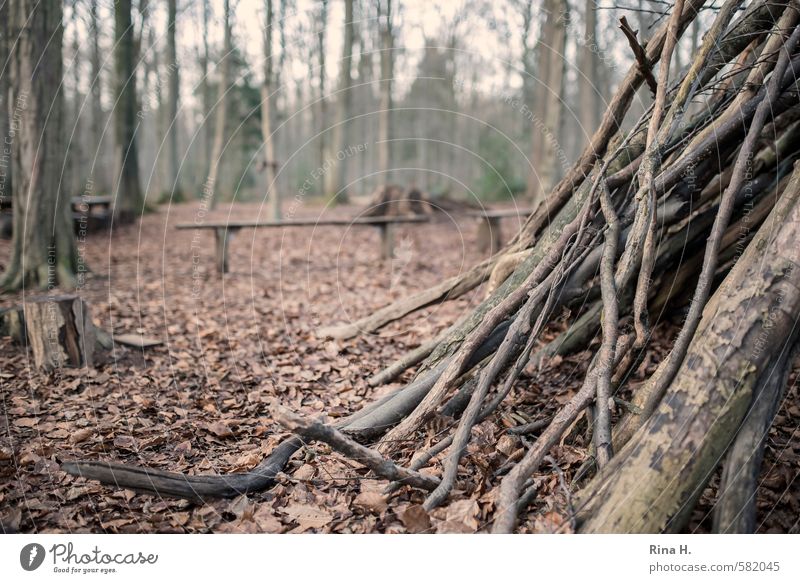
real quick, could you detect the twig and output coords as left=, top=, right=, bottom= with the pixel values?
left=271, top=403, right=440, bottom=491
left=619, top=16, right=658, bottom=96
left=508, top=417, right=553, bottom=435
left=544, top=455, right=576, bottom=532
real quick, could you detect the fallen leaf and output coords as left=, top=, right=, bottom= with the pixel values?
left=353, top=491, right=388, bottom=514
left=399, top=504, right=431, bottom=533
left=205, top=421, right=233, bottom=439
left=445, top=499, right=480, bottom=531
left=69, top=428, right=94, bottom=444
left=282, top=504, right=332, bottom=532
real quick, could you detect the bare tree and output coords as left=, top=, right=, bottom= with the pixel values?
left=207, top=0, right=232, bottom=210
left=87, top=0, right=105, bottom=192
left=525, top=0, right=568, bottom=206
left=326, top=0, right=355, bottom=202
left=3, top=0, right=79, bottom=290
left=261, top=0, right=280, bottom=219
left=165, top=0, right=181, bottom=199
left=112, top=0, right=144, bottom=224
left=377, top=0, right=394, bottom=180
left=579, top=0, right=601, bottom=138
left=317, top=0, right=329, bottom=197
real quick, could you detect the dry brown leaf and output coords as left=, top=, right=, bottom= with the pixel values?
left=445, top=499, right=480, bottom=531
left=399, top=504, right=431, bottom=533
left=205, top=421, right=233, bottom=439
left=69, top=428, right=94, bottom=444
left=353, top=491, right=388, bottom=514
left=282, top=503, right=333, bottom=532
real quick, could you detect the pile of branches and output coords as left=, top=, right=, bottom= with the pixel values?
left=66, top=0, right=800, bottom=533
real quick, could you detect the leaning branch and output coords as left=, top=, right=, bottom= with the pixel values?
left=271, top=403, right=440, bottom=491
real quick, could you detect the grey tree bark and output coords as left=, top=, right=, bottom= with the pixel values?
left=206, top=0, right=231, bottom=210
left=165, top=0, right=181, bottom=199
left=261, top=0, right=280, bottom=219
left=2, top=0, right=79, bottom=291
left=112, top=0, right=144, bottom=225
left=525, top=0, right=568, bottom=207
left=378, top=0, right=394, bottom=180
left=326, top=0, right=355, bottom=203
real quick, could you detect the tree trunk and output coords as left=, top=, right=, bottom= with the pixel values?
left=2, top=0, right=78, bottom=291
left=88, top=0, right=104, bottom=192
left=206, top=0, right=231, bottom=210
left=525, top=0, right=568, bottom=206
left=165, top=0, right=181, bottom=199
left=326, top=0, right=355, bottom=203
left=0, top=0, right=11, bottom=210
left=262, top=0, right=279, bottom=219
left=112, top=0, right=144, bottom=225
left=317, top=0, right=329, bottom=197
left=579, top=1, right=600, bottom=137
left=378, top=0, right=393, bottom=180
left=201, top=0, right=211, bottom=188
left=577, top=162, right=800, bottom=533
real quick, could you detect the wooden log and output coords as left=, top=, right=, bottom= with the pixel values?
left=22, top=295, right=95, bottom=371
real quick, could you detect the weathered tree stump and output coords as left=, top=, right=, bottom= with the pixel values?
left=19, top=295, right=95, bottom=371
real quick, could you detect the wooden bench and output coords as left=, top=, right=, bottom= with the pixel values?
left=1, top=195, right=114, bottom=238
left=176, top=215, right=430, bottom=274
left=467, top=208, right=533, bottom=254
left=72, top=195, right=113, bottom=233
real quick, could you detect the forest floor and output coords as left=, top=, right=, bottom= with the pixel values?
left=1, top=201, right=798, bottom=533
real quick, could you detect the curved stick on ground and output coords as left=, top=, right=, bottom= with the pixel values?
left=271, top=403, right=440, bottom=491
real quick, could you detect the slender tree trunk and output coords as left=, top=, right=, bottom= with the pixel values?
left=165, top=0, right=181, bottom=199
left=88, top=0, right=103, bottom=192
left=112, top=0, right=144, bottom=225
left=207, top=0, right=231, bottom=210
left=0, top=1, right=9, bottom=211
left=3, top=0, right=78, bottom=291
left=326, top=0, right=354, bottom=203
left=378, top=0, right=393, bottom=180
left=525, top=0, right=568, bottom=206
left=520, top=0, right=535, bottom=114
left=68, top=33, right=83, bottom=199
left=317, top=0, right=329, bottom=197
left=579, top=1, right=600, bottom=137
left=201, top=0, right=211, bottom=192
left=262, top=0, right=279, bottom=219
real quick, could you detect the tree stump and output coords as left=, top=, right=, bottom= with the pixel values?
left=21, top=295, right=95, bottom=371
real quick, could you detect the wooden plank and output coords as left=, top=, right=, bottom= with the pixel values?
left=175, top=215, right=430, bottom=230
left=466, top=208, right=533, bottom=219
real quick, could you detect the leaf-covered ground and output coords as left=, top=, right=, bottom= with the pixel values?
left=1, top=202, right=798, bottom=533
